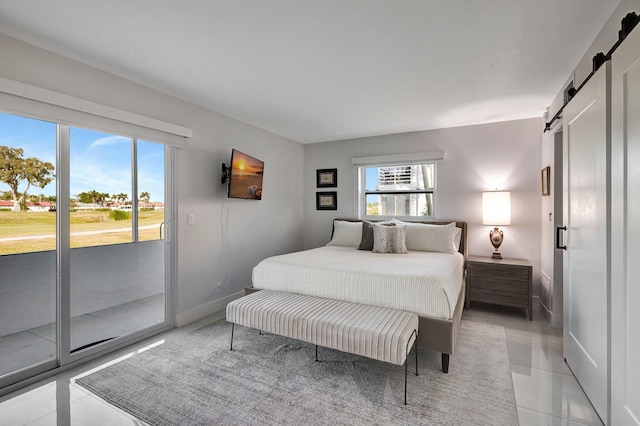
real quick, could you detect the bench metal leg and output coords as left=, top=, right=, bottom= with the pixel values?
left=404, top=329, right=418, bottom=405
left=315, top=345, right=318, bottom=362
left=230, top=323, right=235, bottom=351
left=404, top=358, right=408, bottom=405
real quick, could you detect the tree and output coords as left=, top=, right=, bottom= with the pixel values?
left=0, top=146, right=55, bottom=211
left=139, top=191, right=150, bottom=206
left=89, top=189, right=109, bottom=207
left=87, top=190, right=100, bottom=206
left=97, top=192, right=110, bottom=207
left=75, top=192, right=90, bottom=204
left=420, top=164, right=433, bottom=216
left=115, top=192, right=129, bottom=204
left=76, top=190, right=109, bottom=207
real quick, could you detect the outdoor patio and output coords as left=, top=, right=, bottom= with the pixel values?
left=0, top=241, right=165, bottom=378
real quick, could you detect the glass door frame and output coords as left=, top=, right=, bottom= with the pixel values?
left=58, top=125, right=176, bottom=366
left=0, top=121, right=176, bottom=393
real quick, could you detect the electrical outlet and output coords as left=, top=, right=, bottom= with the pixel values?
left=216, top=282, right=222, bottom=293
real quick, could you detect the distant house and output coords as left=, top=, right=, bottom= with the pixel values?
left=113, top=202, right=164, bottom=211
left=27, top=201, right=54, bottom=212
left=111, top=204, right=133, bottom=212
left=74, top=202, right=100, bottom=211
left=0, top=200, right=55, bottom=211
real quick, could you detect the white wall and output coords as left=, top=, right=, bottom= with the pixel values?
left=539, top=124, right=563, bottom=327
left=540, top=126, right=557, bottom=311
left=547, top=0, right=640, bottom=119
left=0, top=33, right=304, bottom=324
left=303, top=118, right=543, bottom=295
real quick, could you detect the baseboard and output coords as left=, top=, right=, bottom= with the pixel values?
left=549, top=311, right=562, bottom=329
left=174, top=290, right=245, bottom=327
left=538, top=297, right=562, bottom=328
left=538, top=297, right=551, bottom=321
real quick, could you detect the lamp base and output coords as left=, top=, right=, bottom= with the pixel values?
left=489, top=227, right=504, bottom=259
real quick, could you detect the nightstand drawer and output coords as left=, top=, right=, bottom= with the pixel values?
left=467, top=262, right=530, bottom=280
left=469, top=288, right=529, bottom=307
left=468, top=275, right=529, bottom=294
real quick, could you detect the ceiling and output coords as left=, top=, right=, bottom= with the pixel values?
left=0, top=1, right=620, bottom=143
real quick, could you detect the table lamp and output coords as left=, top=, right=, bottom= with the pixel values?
left=482, top=191, right=511, bottom=259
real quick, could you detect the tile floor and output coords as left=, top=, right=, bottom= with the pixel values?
left=0, top=302, right=603, bottom=425
left=0, top=295, right=164, bottom=378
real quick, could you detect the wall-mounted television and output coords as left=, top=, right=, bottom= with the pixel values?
left=226, top=149, right=264, bottom=200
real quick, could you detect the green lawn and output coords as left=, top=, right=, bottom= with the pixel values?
left=0, top=210, right=165, bottom=255
left=0, top=210, right=164, bottom=236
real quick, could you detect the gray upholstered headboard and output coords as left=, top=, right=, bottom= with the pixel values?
left=332, top=219, right=468, bottom=261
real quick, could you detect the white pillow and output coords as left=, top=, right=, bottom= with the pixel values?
left=372, top=223, right=408, bottom=254
left=453, top=226, right=462, bottom=251
left=392, top=220, right=458, bottom=253
left=326, top=220, right=363, bottom=247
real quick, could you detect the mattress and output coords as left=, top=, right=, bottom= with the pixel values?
left=252, top=246, right=465, bottom=320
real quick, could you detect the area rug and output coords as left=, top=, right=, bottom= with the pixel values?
left=76, top=320, right=518, bottom=425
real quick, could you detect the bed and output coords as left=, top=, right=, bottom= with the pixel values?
left=249, top=219, right=468, bottom=372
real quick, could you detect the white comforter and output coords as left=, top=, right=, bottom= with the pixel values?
left=252, top=246, right=464, bottom=320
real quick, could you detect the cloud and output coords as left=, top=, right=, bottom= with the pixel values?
left=89, top=135, right=131, bottom=149
left=70, top=160, right=130, bottom=193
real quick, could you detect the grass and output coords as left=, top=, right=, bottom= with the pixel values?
left=0, top=210, right=165, bottom=255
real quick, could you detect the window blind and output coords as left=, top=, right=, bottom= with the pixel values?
left=0, top=76, right=192, bottom=147
left=352, top=151, right=444, bottom=166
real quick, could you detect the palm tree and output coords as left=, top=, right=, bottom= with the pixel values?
left=139, top=191, right=150, bottom=207
left=87, top=189, right=100, bottom=207
left=97, top=192, right=110, bottom=207
left=114, top=192, right=129, bottom=208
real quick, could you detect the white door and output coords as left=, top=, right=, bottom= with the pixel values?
left=610, top=26, right=640, bottom=426
left=562, top=62, right=609, bottom=423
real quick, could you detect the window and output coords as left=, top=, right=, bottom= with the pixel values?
left=359, top=162, right=436, bottom=218
left=0, top=112, right=57, bottom=255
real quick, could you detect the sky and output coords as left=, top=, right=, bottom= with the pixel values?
left=0, top=112, right=165, bottom=202
left=365, top=167, right=378, bottom=191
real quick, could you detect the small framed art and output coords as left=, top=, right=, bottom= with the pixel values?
left=316, top=191, right=337, bottom=210
left=541, top=166, right=550, bottom=196
left=316, top=168, right=337, bottom=188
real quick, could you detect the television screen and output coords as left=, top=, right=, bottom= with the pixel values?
left=227, top=149, right=264, bottom=200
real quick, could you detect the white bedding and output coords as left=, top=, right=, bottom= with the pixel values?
left=252, top=246, right=465, bottom=320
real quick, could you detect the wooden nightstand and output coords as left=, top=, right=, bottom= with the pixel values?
left=465, top=255, right=533, bottom=320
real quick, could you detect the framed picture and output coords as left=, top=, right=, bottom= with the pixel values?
left=541, top=166, right=550, bottom=196
left=316, top=168, right=337, bottom=188
left=316, top=191, right=337, bottom=210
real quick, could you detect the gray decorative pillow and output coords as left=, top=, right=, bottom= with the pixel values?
left=372, top=223, right=408, bottom=254
left=358, top=221, right=375, bottom=250
left=359, top=220, right=394, bottom=250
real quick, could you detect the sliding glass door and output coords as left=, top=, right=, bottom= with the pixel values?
left=0, top=111, right=172, bottom=389
left=68, top=128, right=167, bottom=353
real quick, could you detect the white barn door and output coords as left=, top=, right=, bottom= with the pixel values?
left=611, top=26, right=640, bottom=426
left=562, top=62, right=609, bottom=424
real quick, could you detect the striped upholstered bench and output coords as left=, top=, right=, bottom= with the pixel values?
left=226, top=290, right=419, bottom=405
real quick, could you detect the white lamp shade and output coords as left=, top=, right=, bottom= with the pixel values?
left=482, top=191, right=511, bottom=226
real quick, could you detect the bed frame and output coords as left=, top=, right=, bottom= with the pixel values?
left=246, top=219, right=467, bottom=373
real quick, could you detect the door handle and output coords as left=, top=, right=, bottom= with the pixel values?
left=160, top=222, right=165, bottom=241
left=556, top=226, right=567, bottom=250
